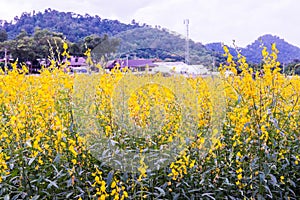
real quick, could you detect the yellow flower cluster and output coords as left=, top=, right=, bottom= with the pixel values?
left=215, top=43, right=300, bottom=193
left=137, top=156, right=148, bottom=182
left=0, top=41, right=298, bottom=198
left=92, top=166, right=109, bottom=200
left=168, top=150, right=195, bottom=181
left=110, top=178, right=129, bottom=200
left=0, top=61, right=87, bottom=191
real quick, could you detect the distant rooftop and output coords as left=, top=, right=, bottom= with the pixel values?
left=69, top=56, right=87, bottom=66
left=106, top=59, right=158, bottom=69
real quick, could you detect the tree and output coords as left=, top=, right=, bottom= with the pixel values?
left=16, top=29, right=28, bottom=40
left=0, top=28, right=66, bottom=65
left=0, top=29, right=8, bottom=42
left=2, top=9, right=137, bottom=43
left=69, top=43, right=82, bottom=56
left=32, top=28, right=64, bottom=60
left=16, top=36, right=36, bottom=62
left=83, top=34, right=120, bottom=64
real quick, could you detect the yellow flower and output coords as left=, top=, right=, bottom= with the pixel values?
left=68, top=145, right=78, bottom=157
left=71, top=159, right=77, bottom=165
left=100, top=194, right=107, bottom=200
left=123, top=191, right=128, bottom=198
left=111, top=181, right=116, bottom=189
left=100, top=180, right=106, bottom=192
left=236, top=168, right=243, bottom=173
left=95, top=176, right=101, bottom=184
left=189, top=159, right=195, bottom=168
left=237, top=173, right=242, bottom=180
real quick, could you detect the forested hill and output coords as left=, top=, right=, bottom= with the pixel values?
left=1, top=8, right=141, bottom=42
left=0, top=9, right=215, bottom=65
left=241, top=34, right=300, bottom=64
left=114, top=27, right=213, bottom=64
left=2, top=9, right=300, bottom=65
left=205, top=35, right=300, bottom=64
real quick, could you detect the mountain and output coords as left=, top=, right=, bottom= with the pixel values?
left=0, top=9, right=215, bottom=65
left=2, top=8, right=140, bottom=42
left=205, top=42, right=237, bottom=57
left=242, top=34, right=300, bottom=64
left=114, top=27, right=213, bottom=65
left=205, top=42, right=237, bottom=64
left=3, top=9, right=300, bottom=65
left=205, top=34, right=300, bottom=64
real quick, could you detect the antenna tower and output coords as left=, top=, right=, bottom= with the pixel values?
left=184, top=19, right=189, bottom=65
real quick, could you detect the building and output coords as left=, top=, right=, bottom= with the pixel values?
left=66, top=56, right=89, bottom=73
left=68, top=56, right=88, bottom=68
left=153, top=61, right=209, bottom=77
left=106, top=59, right=158, bottom=72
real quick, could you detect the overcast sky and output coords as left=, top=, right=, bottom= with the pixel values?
left=0, top=0, right=299, bottom=47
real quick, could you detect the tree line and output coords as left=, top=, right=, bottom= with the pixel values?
left=1, top=8, right=140, bottom=42
left=0, top=28, right=120, bottom=68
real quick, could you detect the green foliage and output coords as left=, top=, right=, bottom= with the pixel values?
left=1, top=9, right=220, bottom=66
left=206, top=35, right=300, bottom=64
left=0, top=29, right=8, bottom=42
left=282, top=61, right=300, bottom=75
left=2, top=9, right=137, bottom=42
left=0, top=44, right=299, bottom=199
left=0, top=28, right=65, bottom=63
left=114, top=27, right=214, bottom=65
left=81, top=34, right=120, bottom=63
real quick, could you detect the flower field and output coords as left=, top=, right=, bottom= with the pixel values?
left=0, top=44, right=299, bottom=199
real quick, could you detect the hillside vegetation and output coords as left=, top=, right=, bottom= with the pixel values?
left=2, top=9, right=300, bottom=65
left=114, top=27, right=213, bottom=65
left=206, top=34, right=300, bottom=64
left=2, top=8, right=138, bottom=42
left=0, top=9, right=216, bottom=65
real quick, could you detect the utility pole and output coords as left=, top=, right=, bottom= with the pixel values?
left=184, top=19, right=189, bottom=65
left=4, top=48, right=7, bottom=68
left=126, top=54, right=129, bottom=67
left=211, top=56, right=215, bottom=75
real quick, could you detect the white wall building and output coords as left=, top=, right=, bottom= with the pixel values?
left=153, top=62, right=210, bottom=76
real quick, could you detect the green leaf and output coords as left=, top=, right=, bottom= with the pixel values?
left=202, top=193, right=215, bottom=200
left=53, top=153, right=61, bottom=163
left=106, top=170, right=114, bottom=187
left=264, top=185, right=272, bottom=198
left=4, top=194, right=10, bottom=200
left=154, top=186, right=166, bottom=197
left=268, top=174, right=277, bottom=185
left=173, top=193, right=180, bottom=200
left=188, top=189, right=201, bottom=193
left=66, top=192, right=74, bottom=198
left=259, top=172, right=266, bottom=183
left=76, top=186, right=84, bottom=194
left=11, top=192, right=24, bottom=200
left=257, top=194, right=266, bottom=200
left=288, top=178, right=296, bottom=187
left=28, top=156, right=36, bottom=166
left=46, top=178, right=59, bottom=189
left=31, top=195, right=40, bottom=200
